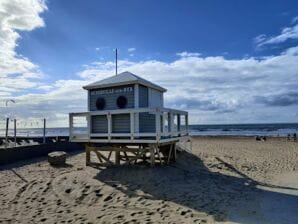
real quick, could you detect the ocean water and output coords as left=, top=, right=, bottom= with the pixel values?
left=189, top=123, right=298, bottom=137
left=0, top=123, right=297, bottom=137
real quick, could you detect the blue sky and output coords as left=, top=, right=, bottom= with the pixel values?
left=19, top=0, right=298, bottom=67
left=1, top=0, right=298, bottom=126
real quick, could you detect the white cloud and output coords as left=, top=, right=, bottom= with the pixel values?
left=292, top=16, right=298, bottom=24
left=0, top=0, right=47, bottom=95
left=2, top=46, right=298, bottom=126
left=255, top=17, right=298, bottom=47
left=72, top=48, right=298, bottom=124
left=282, top=46, right=298, bottom=55
left=176, top=51, right=201, bottom=57
left=1, top=79, right=89, bottom=127
left=1, top=5, right=297, bottom=126
left=128, top=47, right=136, bottom=52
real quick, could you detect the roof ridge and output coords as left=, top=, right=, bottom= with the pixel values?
left=83, top=71, right=166, bottom=92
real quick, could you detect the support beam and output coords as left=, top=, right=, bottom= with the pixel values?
left=84, top=142, right=179, bottom=168
left=95, top=151, right=113, bottom=164
left=156, top=146, right=163, bottom=164
left=149, top=144, right=155, bottom=167
left=94, top=150, right=103, bottom=163
left=167, top=144, right=173, bottom=164
left=108, top=151, right=112, bottom=160
left=115, top=151, right=120, bottom=165
left=86, top=147, right=91, bottom=165
left=173, top=143, right=177, bottom=162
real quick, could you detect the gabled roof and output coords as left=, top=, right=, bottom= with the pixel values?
left=83, top=71, right=167, bottom=92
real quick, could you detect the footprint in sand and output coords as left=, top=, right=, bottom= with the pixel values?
left=51, top=171, right=116, bottom=206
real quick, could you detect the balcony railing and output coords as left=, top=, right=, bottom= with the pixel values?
left=69, top=107, right=188, bottom=143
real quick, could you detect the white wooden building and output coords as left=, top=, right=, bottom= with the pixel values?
left=69, top=71, right=190, bottom=166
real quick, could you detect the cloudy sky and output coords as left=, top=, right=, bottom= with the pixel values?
left=0, top=0, right=298, bottom=127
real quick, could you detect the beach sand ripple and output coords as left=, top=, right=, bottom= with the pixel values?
left=0, top=137, right=297, bottom=223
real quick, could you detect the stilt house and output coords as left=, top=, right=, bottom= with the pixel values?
left=69, top=71, right=189, bottom=166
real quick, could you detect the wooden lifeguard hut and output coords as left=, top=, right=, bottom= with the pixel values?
left=69, top=71, right=190, bottom=166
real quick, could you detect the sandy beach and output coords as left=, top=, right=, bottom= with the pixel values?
left=0, top=136, right=298, bottom=224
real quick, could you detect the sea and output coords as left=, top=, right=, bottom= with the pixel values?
left=0, top=123, right=297, bottom=137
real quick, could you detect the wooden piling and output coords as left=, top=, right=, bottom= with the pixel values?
left=115, top=151, right=120, bottom=165
left=149, top=145, right=155, bottom=167
left=43, top=118, right=46, bottom=144
left=5, top=117, right=9, bottom=149
left=86, top=145, right=91, bottom=166
left=14, top=119, right=16, bottom=147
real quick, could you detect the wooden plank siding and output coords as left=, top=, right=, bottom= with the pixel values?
left=139, top=112, right=156, bottom=133
left=112, top=114, right=130, bottom=133
left=89, top=85, right=134, bottom=111
left=139, top=85, right=148, bottom=107
left=91, top=115, right=108, bottom=133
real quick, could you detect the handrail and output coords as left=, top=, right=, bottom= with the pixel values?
left=70, top=107, right=188, bottom=116
left=69, top=107, right=188, bottom=143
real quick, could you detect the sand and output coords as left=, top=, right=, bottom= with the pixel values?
left=0, top=136, right=297, bottom=224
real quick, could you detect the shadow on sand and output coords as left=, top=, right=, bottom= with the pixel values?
left=0, top=149, right=81, bottom=171
left=95, top=151, right=298, bottom=224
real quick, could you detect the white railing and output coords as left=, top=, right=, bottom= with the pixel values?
left=69, top=107, right=188, bottom=143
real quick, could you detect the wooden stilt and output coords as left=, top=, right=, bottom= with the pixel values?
left=141, top=146, right=146, bottom=162
left=107, top=151, right=112, bottom=160
left=156, top=146, right=163, bottom=164
left=173, top=143, right=177, bottom=162
left=149, top=145, right=155, bottom=167
left=115, top=151, right=120, bottom=165
left=167, top=143, right=173, bottom=164
left=86, top=146, right=91, bottom=166
left=84, top=141, right=179, bottom=168
left=123, top=151, right=129, bottom=161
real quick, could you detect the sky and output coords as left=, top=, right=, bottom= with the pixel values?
left=0, top=0, right=298, bottom=127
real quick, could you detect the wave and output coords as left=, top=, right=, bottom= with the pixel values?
left=0, top=123, right=297, bottom=137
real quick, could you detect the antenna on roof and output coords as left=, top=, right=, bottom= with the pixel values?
left=115, top=48, right=118, bottom=76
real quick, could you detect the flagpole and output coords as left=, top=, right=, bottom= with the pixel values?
left=115, top=48, right=118, bottom=76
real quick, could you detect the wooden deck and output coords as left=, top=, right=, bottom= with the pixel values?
left=69, top=107, right=190, bottom=166
left=69, top=107, right=189, bottom=144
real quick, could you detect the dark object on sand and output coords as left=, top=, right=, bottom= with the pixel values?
left=255, top=136, right=266, bottom=141
left=48, top=151, right=67, bottom=165
left=287, top=134, right=291, bottom=141
left=287, top=134, right=297, bottom=142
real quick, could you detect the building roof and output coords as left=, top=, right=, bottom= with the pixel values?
left=83, top=71, right=167, bottom=92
